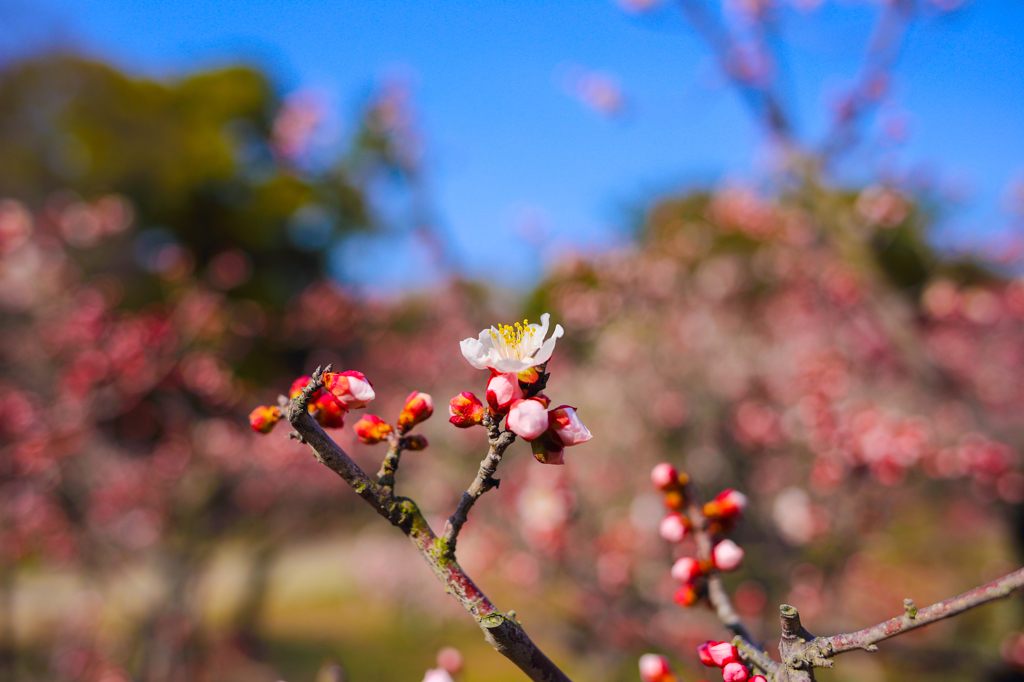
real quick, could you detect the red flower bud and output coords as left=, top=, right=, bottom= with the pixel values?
left=548, top=405, right=592, bottom=446
left=651, top=463, right=680, bottom=492
left=353, top=414, right=393, bottom=444
left=289, top=375, right=321, bottom=400
left=507, top=398, right=550, bottom=441
left=638, top=654, right=676, bottom=682
left=704, top=489, right=747, bottom=521
left=449, top=392, right=485, bottom=428
left=659, top=513, right=689, bottom=543
left=712, top=539, right=745, bottom=572
left=697, top=642, right=717, bottom=667
left=486, top=372, right=523, bottom=415
left=670, top=556, right=703, bottom=583
left=708, top=642, right=738, bottom=667
left=751, top=676, right=767, bottom=682
left=324, top=370, right=376, bottom=409
left=722, top=661, right=749, bottom=682
left=249, top=405, right=282, bottom=434
left=398, top=391, right=433, bottom=432
left=403, top=434, right=428, bottom=451
left=313, top=394, right=347, bottom=429
left=672, top=583, right=699, bottom=607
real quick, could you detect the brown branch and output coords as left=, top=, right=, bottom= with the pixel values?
left=288, top=367, right=572, bottom=682
left=676, top=0, right=793, bottom=141
left=441, top=412, right=516, bottom=557
left=809, top=566, right=1024, bottom=659
left=376, top=436, right=404, bottom=491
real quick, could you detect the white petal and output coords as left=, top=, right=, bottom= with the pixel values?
left=492, top=357, right=532, bottom=373
left=460, top=337, right=490, bottom=370
left=531, top=327, right=562, bottom=366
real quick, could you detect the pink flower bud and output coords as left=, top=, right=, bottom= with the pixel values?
left=704, top=489, right=747, bottom=520
left=708, top=642, right=738, bottom=667
left=722, top=661, right=749, bottom=682
left=289, top=375, right=321, bottom=400
left=313, top=394, right=346, bottom=429
left=548, top=405, right=592, bottom=446
left=324, top=370, right=376, bottom=409
left=638, top=653, right=675, bottom=682
left=449, top=392, right=485, bottom=428
left=651, top=463, right=680, bottom=492
left=422, top=669, right=454, bottom=682
left=249, top=405, right=281, bottom=434
left=712, top=539, right=745, bottom=572
left=398, top=391, right=433, bottom=432
left=531, top=433, right=565, bottom=465
left=672, top=583, right=699, bottom=607
left=659, top=513, right=688, bottom=543
left=403, top=434, right=428, bottom=451
left=507, top=398, right=550, bottom=441
left=751, top=676, right=767, bottom=682
left=697, top=641, right=717, bottom=667
left=670, top=556, right=703, bottom=583
left=353, top=414, right=393, bottom=444
left=436, top=647, right=463, bottom=675
left=486, top=372, right=523, bottom=414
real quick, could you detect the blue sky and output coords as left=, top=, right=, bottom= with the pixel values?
left=9, top=0, right=1024, bottom=291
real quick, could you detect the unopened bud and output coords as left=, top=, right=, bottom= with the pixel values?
left=531, top=432, right=565, bottom=465
left=708, top=642, right=738, bottom=667
left=403, top=434, right=428, bottom=451
left=486, top=372, right=523, bottom=415
left=507, top=398, right=550, bottom=441
left=672, top=583, right=699, bottom=607
left=353, top=414, right=393, bottom=444
left=659, top=513, right=689, bottom=543
left=398, top=391, right=433, bottom=432
left=704, top=489, right=747, bottom=521
left=697, top=642, right=717, bottom=667
left=548, top=405, right=592, bottom=446
left=651, top=463, right=680, bottom=492
left=663, top=490, right=686, bottom=511
left=436, top=647, right=463, bottom=675
left=712, top=539, right=745, bottom=572
left=751, top=676, right=767, bottom=682
left=449, top=392, right=486, bottom=428
left=722, top=661, right=749, bottom=682
left=638, top=653, right=676, bottom=682
left=314, top=394, right=347, bottom=429
left=324, top=370, right=376, bottom=409
left=670, top=556, right=703, bottom=583
left=289, top=375, right=321, bottom=400
left=249, top=405, right=282, bottom=434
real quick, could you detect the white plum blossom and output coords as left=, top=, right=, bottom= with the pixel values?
left=460, top=313, right=564, bottom=374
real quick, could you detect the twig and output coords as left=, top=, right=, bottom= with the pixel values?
left=441, top=412, right=516, bottom=557
left=810, top=566, right=1024, bottom=659
left=376, top=436, right=404, bottom=491
left=683, top=481, right=764, bottom=651
left=288, top=367, right=571, bottom=682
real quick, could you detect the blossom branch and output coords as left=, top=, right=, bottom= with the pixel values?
left=288, top=366, right=573, bottom=682
left=376, top=436, right=404, bottom=491
left=803, top=566, right=1024, bottom=662
left=683, top=481, right=762, bottom=651
left=441, top=412, right=516, bottom=558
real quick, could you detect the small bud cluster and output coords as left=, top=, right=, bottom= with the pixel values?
left=697, top=641, right=764, bottom=682
left=355, top=390, right=434, bottom=448
left=451, top=315, right=592, bottom=465
left=249, top=370, right=376, bottom=434
left=650, top=463, right=748, bottom=608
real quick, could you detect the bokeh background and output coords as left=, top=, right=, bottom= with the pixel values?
left=2, top=1, right=1024, bottom=681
